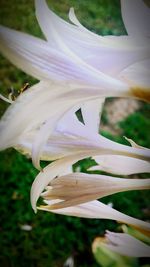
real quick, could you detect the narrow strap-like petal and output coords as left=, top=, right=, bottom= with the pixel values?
left=38, top=200, right=150, bottom=232
left=90, top=155, right=150, bottom=175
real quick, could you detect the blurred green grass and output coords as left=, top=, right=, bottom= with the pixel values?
left=0, top=1, right=149, bottom=267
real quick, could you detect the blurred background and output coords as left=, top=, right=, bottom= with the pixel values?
left=0, top=0, right=150, bottom=266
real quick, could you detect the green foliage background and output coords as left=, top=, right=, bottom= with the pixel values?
left=0, top=1, right=149, bottom=266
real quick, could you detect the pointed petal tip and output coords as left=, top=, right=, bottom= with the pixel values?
left=34, top=208, right=37, bottom=214
left=32, top=156, right=42, bottom=171
left=68, top=6, right=81, bottom=27
left=69, top=7, right=75, bottom=18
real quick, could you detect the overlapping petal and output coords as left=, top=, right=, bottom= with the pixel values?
left=0, top=0, right=150, bottom=237
left=0, top=24, right=130, bottom=91
left=35, top=0, right=150, bottom=76
left=2, top=79, right=149, bottom=170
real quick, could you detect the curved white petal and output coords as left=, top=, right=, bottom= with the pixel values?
left=90, top=155, right=150, bottom=175
left=105, top=231, right=150, bottom=257
left=124, top=136, right=149, bottom=150
left=69, top=7, right=85, bottom=28
left=121, top=0, right=150, bottom=36
left=38, top=200, right=150, bottom=231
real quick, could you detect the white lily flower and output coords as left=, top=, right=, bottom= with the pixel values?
left=104, top=231, right=150, bottom=257
left=0, top=0, right=150, bottom=169
left=0, top=0, right=150, bottom=231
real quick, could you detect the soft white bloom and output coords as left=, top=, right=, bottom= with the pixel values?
left=104, top=231, right=150, bottom=257
left=0, top=0, right=150, bottom=169
left=0, top=0, right=150, bottom=232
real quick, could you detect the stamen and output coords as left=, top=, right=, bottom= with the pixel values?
left=18, top=82, right=29, bottom=94
left=1, top=82, right=30, bottom=104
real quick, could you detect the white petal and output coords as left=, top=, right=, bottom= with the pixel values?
left=97, top=135, right=150, bottom=161
left=69, top=7, right=86, bottom=29
left=81, top=98, right=105, bottom=133
left=121, top=0, right=150, bottom=36
left=124, top=136, right=149, bottom=150
left=90, top=155, right=150, bottom=175
left=105, top=231, right=150, bottom=257
left=0, top=26, right=69, bottom=81
left=0, top=26, right=97, bottom=84
left=38, top=200, right=150, bottom=231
